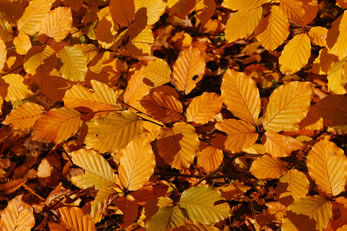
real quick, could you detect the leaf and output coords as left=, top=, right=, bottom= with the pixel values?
left=186, top=92, right=223, bottom=125
left=140, top=91, right=184, bottom=123
left=328, top=11, right=347, bottom=59
left=109, top=0, right=135, bottom=27
left=264, top=131, right=303, bottom=157
left=13, top=32, right=31, bottom=55
left=59, top=45, right=88, bottom=82
left=197, top=146, right=223, bottom=172
left=24, top=45, right=55, bottom=75
left=279, top=33, right=311, bottom=74
left=37, top=158, right=51, bottom=178
left=142, top=58, right=171, bottom=87
left=90, top=187, right=116, bottom=222
left=64, top=80, right=121, bottom=113
left=225, top=7, right=262, bottom=43
left=32, top=107, right=82, bottom=143
left=134, top=0, right=166, bottom=25
left=308, top=26, right=328, bottom=47
left=307, top=140, right=347, bottom=196
left=59, top=207, right=96, bottom=231
left=128, top=27, right=154, bottom=55
left=314, top=95, right=347, bottom=126
left=2, top=74, right=33, bottom=101
left=286, top=196, right=332, bottom=231
left=256, top=5, right=290, bottom=51
left=327, top=57, right=347, bottom=94
left=146, top=206, right=186, bottom=231
left=118, top=136, right=155, bottom=191
left=0, top=195, right=35, bottom=231
left=221, top=69, right=261, bottom=125
left=179, top=185, right=231, bottom=225
left=70, top=148, right=117, bottom=189
left=279, top=0, right=305, bottom=25
left=17, top=0, right=55, bottom=35
left=85, top=110, right=143, bottom=153
left=278, top=169, right=310, bottom=201
left=172, top=46, right=205, bottom=94
left=222, top=0, right=269, bottom=10
left=215, top=119, right=258, bottom=152
left=114, top=195, right=138, bottom=228
left=3, top=102, right=44, bottom=130
left=250, top=155, right=288, bottom=179
left=0, top=38, right=6, bottom=72
left=156, top=122, right=199, bottom=170
left=39, top=7, right=72, bottom=42
left=263, top=81, right=312, bottom=132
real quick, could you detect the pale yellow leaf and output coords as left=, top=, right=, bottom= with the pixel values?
left=142, top=58, right=171, bottom=87
left=197, top=146, right=223, bottom=172
left=17, top=0, right=55, bottom=35
left=2, top=74, right=33, bottom=101
left=279, top=33, right=311, bottom=74
left=37, top=158, right=51, bottom=178
left=256, top=6, right=290, bottom=51
left=13, top=32, right=31, bottom=55
left=146, top=206, right=186, bottom=231
left=0, top=38, right=6, bottom=72
left=186, top=92, right=223, bottom=125
left=225, top=7, right=262, bottom=43
left=222, top=0, right=270, bottom=10
left=59, top=45, right=88, bottom=82
left=179, top=185, right=230, bottom=225
left=215, top=119, right=258, bottom=152
left=32, top=107, right=82, bottom=143
left=172, top=46, right=205, bottom=94
left=118, top=136, right=155, bottom=191
left=263, top=81, right=312, bottom=132
left=3, top=102, right=44, bottom=130
left=264, top=131, right=303, bottom=157
left=0, top=195, right=35, bottom=231
left=250, top=155, right=288, bottom=179
left=85, top=110, right=143, bottom=153
left=307, top=140, right=347, bottom=196
left=39, top=7, right=72, bottom=42
left=134, top=0, right=166, bottom=25
left=221, top=69, right=261, bottom=125
left=308, top=26, right=328, bottom=47
left=59, top=207, right=96, bottom=231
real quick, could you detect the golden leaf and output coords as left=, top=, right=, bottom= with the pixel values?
left=250, top=155, right=288, bottom=179
left=59, top=45, right=88, bottom=82
left=134, top=0, right=166, bottom=25
left=24, top=45, right=55, bottom=75
left=263, top=81, right=312, bottom=132
left=32, top=107, right=82, bottom=143
left=197, top=146, right=223, bottom=172
left=327, top=57, right=347, bottom=94
left=146, top=205, right=186, bottom=231
left=2, top=74, right=33, bottom=101
left=172, top=46, right=205, bottom=94
left=308, top=26, right=328, bottom=47
left=142, top=58, right=171, bottom=87
left=0, top=38, right=6, bottom=72
left=279, top=0, right=305, bottom=25
left=277, top=169, right=310, bottom=201
left=222, top=0, right=269, bottom=10
left=264, top=131, right=303, bottom=157
left=59, top=207, right=96, bottom=231
left=328, top=11, right=347, bottom=59
left=13, top=32, right=31, bottom=55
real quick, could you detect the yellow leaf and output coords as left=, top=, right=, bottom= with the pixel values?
left=142, top=58, right=171, bottom=87
left=3, top=102, right=44, bottom=130
left=328, top=11, right=347, bottom=59
left=85, top=110, right=143, bottom=153
left=197, top=146, right=223, bottom=172
left=0, top=195, right=35, bottom=231
left=256, top=5, right=290, bottom=51
left=277, top=169, right=310, bottom=201
left=307, top=140, right=347, bottom=196
left=221, top=69, right=261, bottom=125
left=215, top=119, right=258, bottom=152
left=59, top=207, right=96, bottom=231
left=250, top=155, right=288, bottom=179
left=140, top=91, right=184, bottom=123
left=172, top=46, right=205, bottom=94
left=128, top=27, right=154, bottom=55
left=0, top=38, right=6, bottom=72
left=13, top=32, right=31, bottom=55
left=109, top=0, right=135, bottom=27
left=186, top=92, right=223, bottom=125
left=24, top=45, right=55, bottom=75
left=308, top=26, right=327, bottom=46
left=32, top=107, right=82, bottom=143
left=284, top=196, right=332, bottom=231
left=70, top=148, right=117, bottom=189
left=263, top=81, right=312, bottom=132
left=225, top=7, right=262, bottom=43
left=179, top=185, right=231, bottom=225
left=146, top=206, right=186, bottom=231
left=279, top=33, right=311, bottom=74
left=118, top=136, right=155, bottom=191
left=39, top=7, right=72, bottom=42
left=222, top=0, right=270, bottom=10
left=59, top=45, right=88, bottom=82
left=264, top=131, right=303, bottom=157
left=134, top=0, right=166, bottom=25
left=2, top=74, right=33, bottom=101
left=90, top=187, right=117, bottom=222
left=279, top=0, right=305, bottom=24
left=17, top=0, right=55, bottom=35
left=327, top=57, right=347, bottom=94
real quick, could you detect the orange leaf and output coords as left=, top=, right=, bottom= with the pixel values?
left=277, top=169, right=310, bottom=201
left=2, top=74, right=33, bottom=101
left=109, top=0, right=135, bottom=27
left=186, top=92, right=223, bottom=125
left=197, top=145, right=223, bottom=172
left=264, top=131, right=303, bottom=157
left=13, top=32, right=31, bottom=55
left=215, top=119, right=258, bottom=152
left=172, top=46, right=205, bottom=94
left=59, top=207, right=96, bottom=231
left=250, top=155, right=288, bottom=179
left=32, top=107, right=82, bottom=143
left=279, top=0, right=305, bottom=25
left=308, top=26, right=328, bottom=47
left=222, top=0, right=269, bottom=10
left=3, top=102, right=44, bottom=130
left=114, top=195, right=138, bottom=228
left=0, top=38, right=6, bottom=72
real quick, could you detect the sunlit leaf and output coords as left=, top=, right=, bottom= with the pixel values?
left=128, top=27, right=154, bottom=55
left=24, top=45, right=55, bottom=75
left=2, top=74, right=33, bottom=101
left=0, top=38, right=6, bottom=72
left=59, top=207, right=96, bottom=231
left=264, top=131, right=303, bottom=157
left=32, top=107, right=82, bottom=143
left=197, top=146, right=223, bottom=172
left=147, top=206, right=186, bottom=231
left=134, top=0, right=166, bottom=25
left=222, top=0, right=270, bottom=10
left=263, top=81, right=312, bottom=132
left=59, top=45, right=88, bottom=82
left=142, top=58, right=171, bottom=87
left=172, top=46, right=205, bottom=94
left=328, top=11, right=347, bottom=59
left=278, top=169, right=310, bottom=201
left=307, top=140, right=347, bottom=196
left=179, top=185, right=231, bottom=225
left=13, top=32, right=31, bottom=55
left=90, top=187, right=116, bottom=222
left=250, top=155, right=288, bottom=179
left=327, top=57, right=347, bottom=94
left=308, top=26, right=327, bottom=47
left=279, top=0, right=305, bottom=25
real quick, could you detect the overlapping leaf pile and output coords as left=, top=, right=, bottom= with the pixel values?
left=0, top=0, right=347, bottom=230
